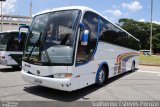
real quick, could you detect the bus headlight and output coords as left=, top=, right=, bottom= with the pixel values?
left=53, top=73, right=72, bottom=78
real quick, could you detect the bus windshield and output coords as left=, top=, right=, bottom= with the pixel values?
left=23, top=10, right=81, bottom=65
left=0, top=33, right=7, bottom=51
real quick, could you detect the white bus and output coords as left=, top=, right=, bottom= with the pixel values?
left=0, top=30, right=26, bottom=68
left=20, top=6, right=140, bottom=91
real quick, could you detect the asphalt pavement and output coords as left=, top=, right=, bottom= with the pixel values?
left=0, top=65, right=160, bottom=101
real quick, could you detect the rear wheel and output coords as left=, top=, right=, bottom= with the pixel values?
left=131, top=61, right=135, bottom=72
left=96, top=66, right=106, bottom=86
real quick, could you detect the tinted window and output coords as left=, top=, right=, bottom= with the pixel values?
left=99, top=17, right=139, bottom=50
left=99, top=18, right=117, bottom=44
left=0, top=33, right=7, bottom=51
left=127, top=35, right=140, bottom=50
left=7, top=32, right=26, bottom=51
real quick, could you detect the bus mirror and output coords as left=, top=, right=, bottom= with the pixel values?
left=81, top=30, right=89, bottom=46
left=19, top=24, right=30, bottom=31
left=79, top=23, right=86, bottom=30
left=18, top=25, right=30, bottom=42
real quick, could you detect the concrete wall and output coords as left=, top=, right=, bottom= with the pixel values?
left=0, top=15, right=30, bottom=32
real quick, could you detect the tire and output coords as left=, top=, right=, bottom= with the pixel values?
left=11, top=66, right=20, bottom=69
left=131, top=61, right=135, bottom=72
left=96, top=66, right=106, bottom=86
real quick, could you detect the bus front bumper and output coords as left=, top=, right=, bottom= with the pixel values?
left=21, top=70, right=75, bottom=91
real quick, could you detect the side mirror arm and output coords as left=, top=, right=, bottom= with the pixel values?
left=18, top=24, right=30, bottom=42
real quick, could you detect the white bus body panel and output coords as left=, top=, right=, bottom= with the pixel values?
left=95, top=42, right=139, bottom=78
left=0, top=51, right=22, bottom=66
left=71, top=42, right=139, bottom=90
left=72, top=61, right=99, bottom=89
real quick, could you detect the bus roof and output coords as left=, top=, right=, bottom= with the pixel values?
left=0, top=30, right=26, bottom=34
left=34, top=6, right=95, bottom=16
left=0, top=30, right=18, bottom=33
left=34, top=6, right=140, bottom=42
left=140, top=50, right=150, bottom=52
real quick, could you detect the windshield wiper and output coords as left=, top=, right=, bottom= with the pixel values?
left=39, top=31, right=53, bottom=65
left=27, top=32, right=42, bottom=61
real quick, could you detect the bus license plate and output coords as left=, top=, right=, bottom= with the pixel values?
left=34, top=79, right=42, bottom=84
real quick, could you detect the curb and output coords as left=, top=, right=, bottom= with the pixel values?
left=140, top=63, right=160, bottom=67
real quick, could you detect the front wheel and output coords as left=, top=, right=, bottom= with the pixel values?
left=96, top=67, right=106, bottom=86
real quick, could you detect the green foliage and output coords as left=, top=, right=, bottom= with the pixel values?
left=152, top=33, right=160, bottom=53
left=140, top=55, right=160, bottom=66
left=118, top=18, right=160, bottom=51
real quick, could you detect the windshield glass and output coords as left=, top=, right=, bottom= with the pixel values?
left=0, top=33, right=8, bottom=51
left=23, top=10, right=80, bottom=65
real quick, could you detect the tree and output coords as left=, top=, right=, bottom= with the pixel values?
left=152, top=33, right=160, bottom=53
left=118, top=18, right=160, bottom=50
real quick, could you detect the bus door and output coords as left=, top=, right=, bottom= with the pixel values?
left=7, top=32, right=24, bottom=65
left=74, top=11, right=100, bottom=88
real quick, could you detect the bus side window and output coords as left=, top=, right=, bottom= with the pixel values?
left=7, top=32, right=23, bottom=51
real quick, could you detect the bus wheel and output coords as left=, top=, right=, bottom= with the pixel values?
left=12, top=66, right=20, bottom=69
left=131, top=61, right=135, bottom=72
left=96, top=66, right=106, bottom=86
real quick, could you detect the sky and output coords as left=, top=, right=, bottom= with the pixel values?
left=1, top=0, right=160, bottom=24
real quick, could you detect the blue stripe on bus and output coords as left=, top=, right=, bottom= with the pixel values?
left=95, top=62, right=108, bottom=83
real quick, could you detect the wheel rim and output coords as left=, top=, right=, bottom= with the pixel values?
left=99, top=69, right=105, bottom=83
